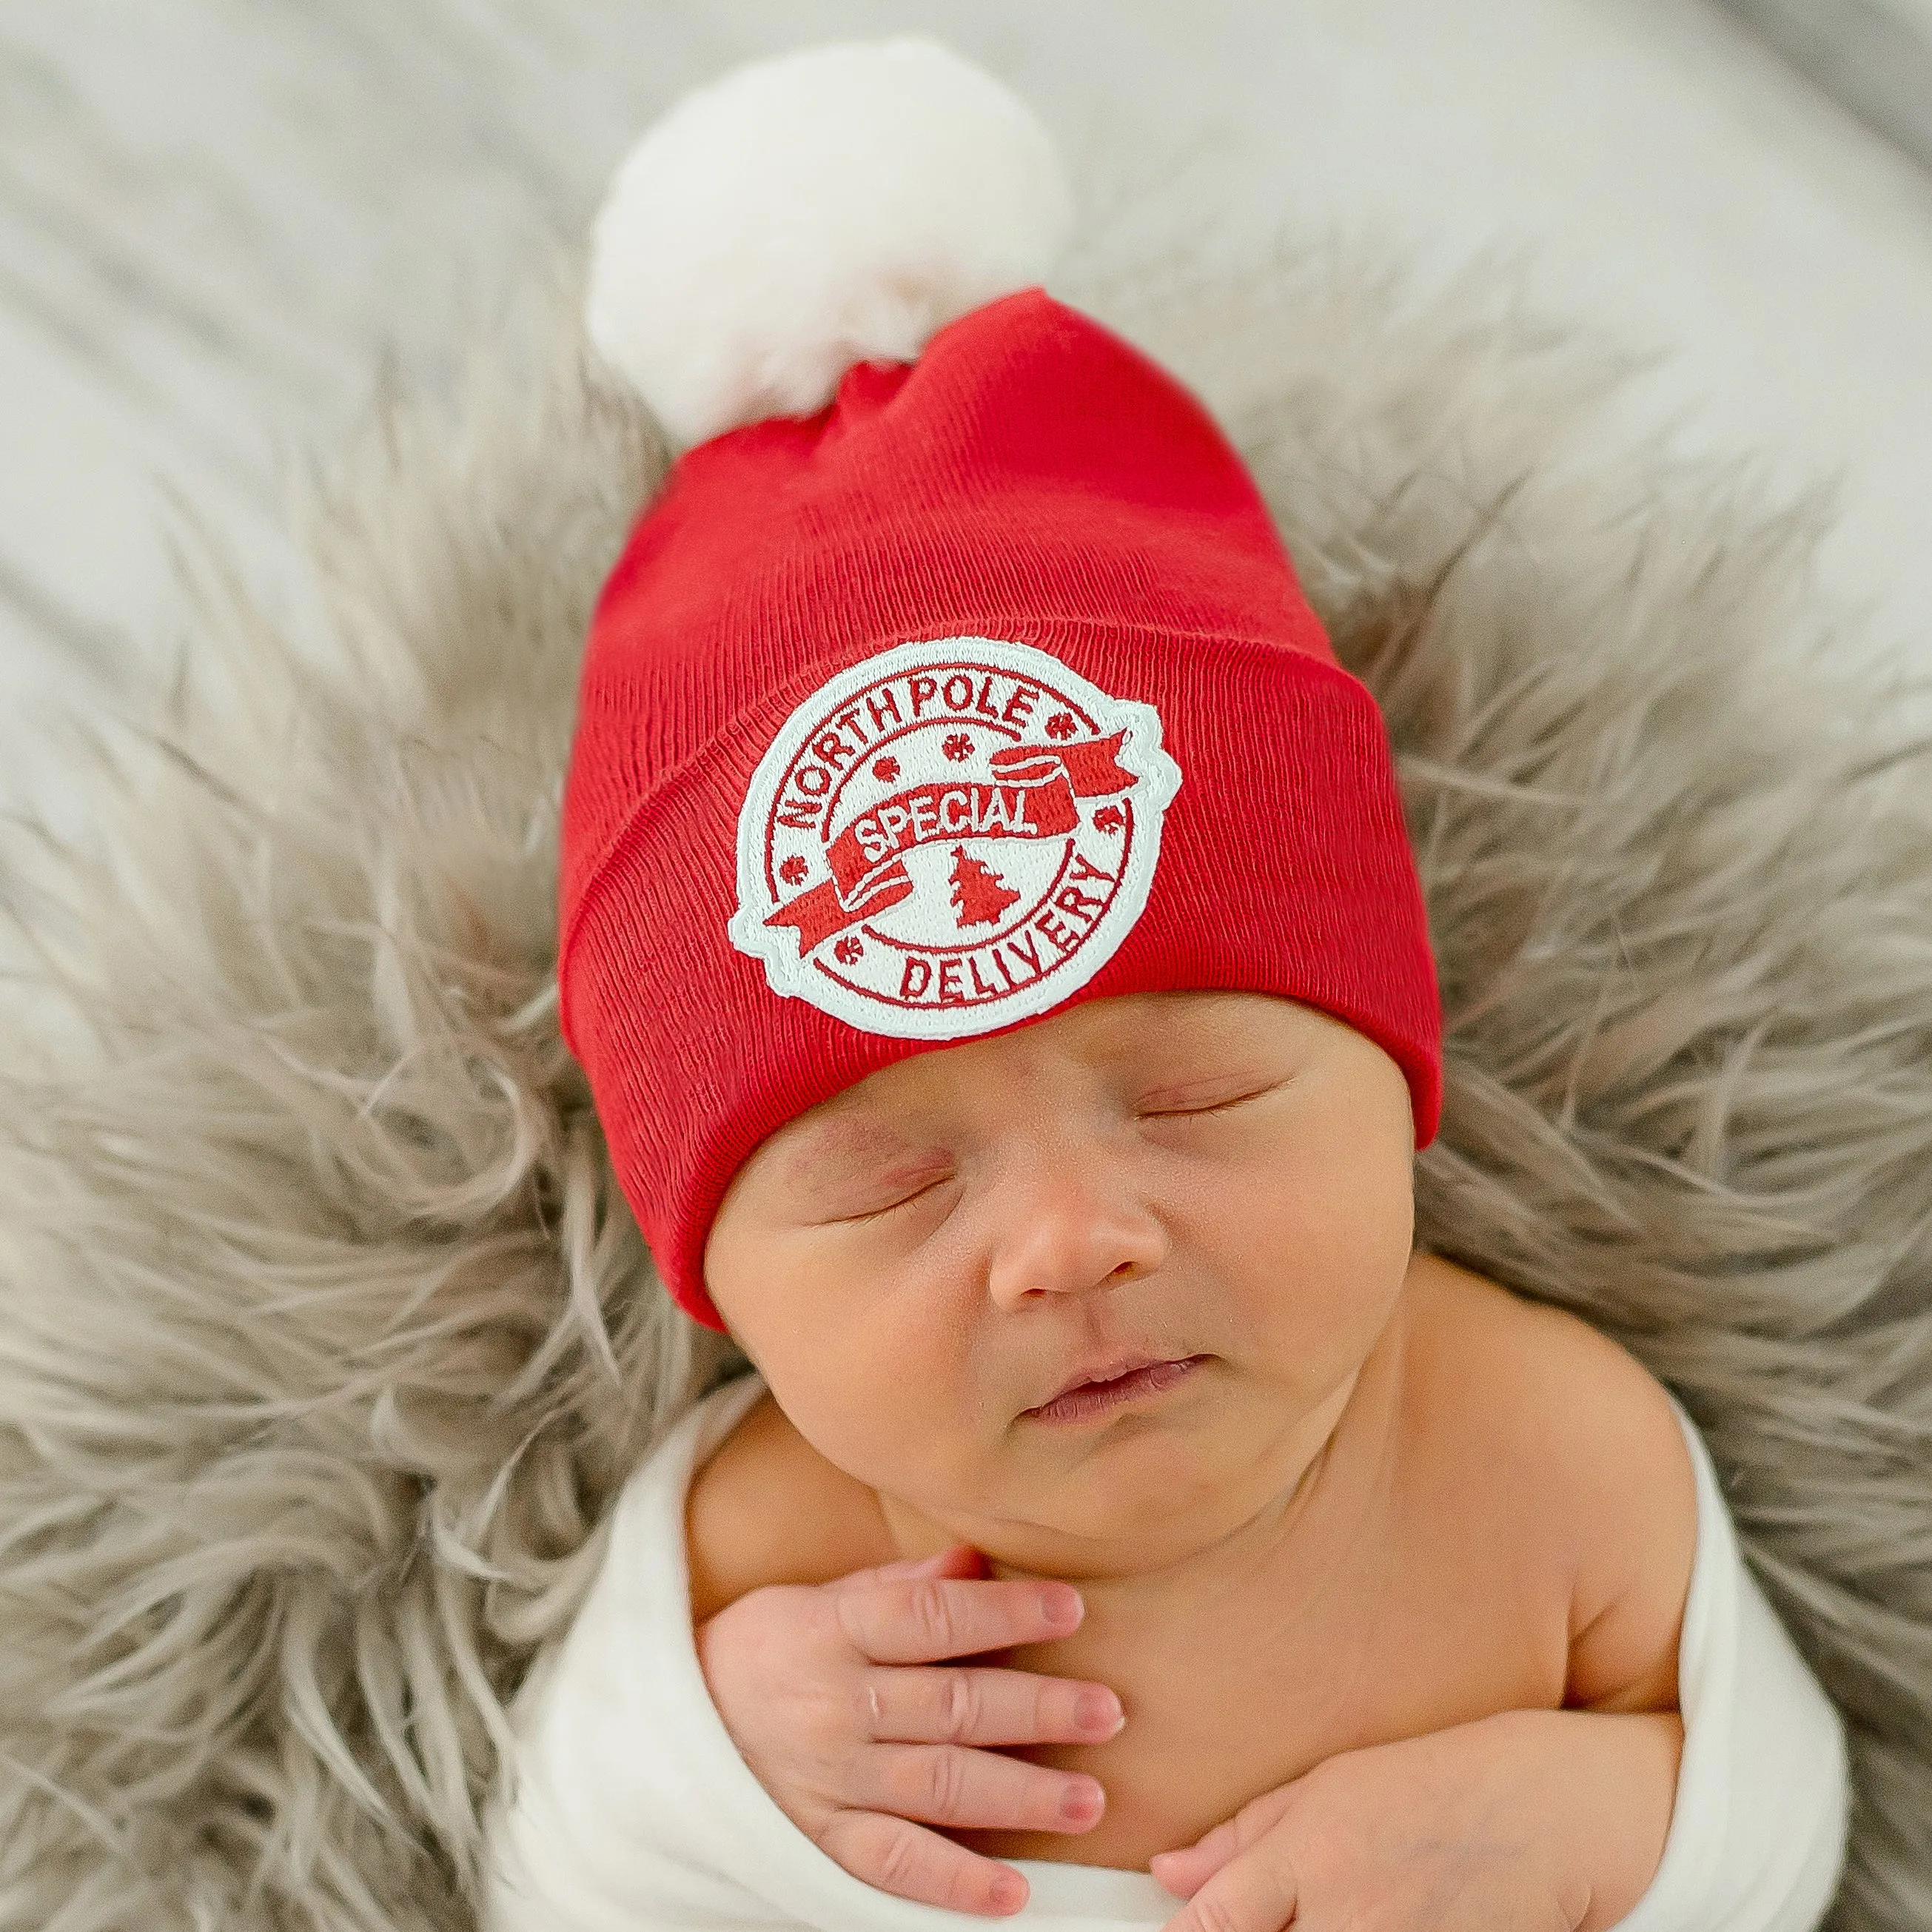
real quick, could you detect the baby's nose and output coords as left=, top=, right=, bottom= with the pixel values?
left=983, top=1155, right=1167, bottom=1307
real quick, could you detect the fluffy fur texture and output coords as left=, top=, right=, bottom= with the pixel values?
left=584, top=37, right=1074, bottom=448
left=1, top=240, right=1929, bottom=1932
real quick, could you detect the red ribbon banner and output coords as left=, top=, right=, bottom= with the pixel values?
left=766, top=731, right=1136, bottom=954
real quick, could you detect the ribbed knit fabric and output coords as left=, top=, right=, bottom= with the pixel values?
left=559, top=287, right=1441, bottom=1329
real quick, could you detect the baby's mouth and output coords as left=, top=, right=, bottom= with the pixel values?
left=1024, top=1354, right=1209, bottom=1426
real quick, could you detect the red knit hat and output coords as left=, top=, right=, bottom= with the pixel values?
left=561, top=38, right=1441, bottom=1329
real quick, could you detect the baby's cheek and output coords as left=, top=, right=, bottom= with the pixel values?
left=777, top=1304, right=971, bottom=1489
left=1233, top=1187, right=1410, bottom=1370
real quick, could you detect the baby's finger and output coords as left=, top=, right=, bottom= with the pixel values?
left=1150, top=1782, right=1300, bottom=1898
left=816, top=1808, right=1031, bottom=1917
left=1158, top=1835, right=1301, bottom=1932
left=865, top=1662, right=1124, bottom=1747
left=863, top=1742, right=1107, bottom=1837
left=836, top=1571, right=1084, bottom=1663
left=1149, top=1839, right=1221, bottom=1902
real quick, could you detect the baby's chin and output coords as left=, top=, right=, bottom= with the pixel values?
left=921, top=1395, right=1281, bottom=1576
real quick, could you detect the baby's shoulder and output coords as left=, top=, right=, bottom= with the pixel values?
left=1403, top=1250, right=1679, bottom=1442
left=685, top=1383, right=895, bottom=1626
left=1401, top=1252, right=1699, bottom=1711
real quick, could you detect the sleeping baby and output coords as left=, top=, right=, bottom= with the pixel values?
left=480, top=35, right=1849, bottom=1932
left=683, top=987, right=1703, bottom=1922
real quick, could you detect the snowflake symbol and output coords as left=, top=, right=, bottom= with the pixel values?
left=778, top=854, right=809, bottom=887
left=942, top=733, right=973, bottom=762
left=1045, top=712, right=1077, bottom=740
left=833, top=936, right=865, bottom=965
left=872, top=756, right=900, bottom=782
left=1092, top=805, right=1125, bottom=834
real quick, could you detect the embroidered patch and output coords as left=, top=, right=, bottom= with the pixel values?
left=729, top=637, right=1182, bottom=1038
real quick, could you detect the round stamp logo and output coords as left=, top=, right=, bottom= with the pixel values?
left=729, top=637, right=1183, bottom=1039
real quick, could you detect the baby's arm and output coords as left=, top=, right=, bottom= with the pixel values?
left=1554, top=1324, right=1699, bottom=1727
left=1155, top=1315, right=1849, bottom=1932
left=1542, top=1323, right=1700, bottom=1922
left=478, top=1421, right=1125, bottom=1931
left=1152, top=1318, right=1697, bottom=1932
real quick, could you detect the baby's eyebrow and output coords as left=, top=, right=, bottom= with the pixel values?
left=1088, top=989, right=1258, bottom=1039
left=1084, top=1004, right=1267, bottom=1069
left=775, top=1113, right=925, bottom=1192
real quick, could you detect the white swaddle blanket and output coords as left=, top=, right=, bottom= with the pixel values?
left=481, top=1372, right=1850, bottom=1932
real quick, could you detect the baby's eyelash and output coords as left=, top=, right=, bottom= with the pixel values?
left=844, top=1175, right=950, bottom=1222
left=1138, top=1084, right=1276, bottom=1120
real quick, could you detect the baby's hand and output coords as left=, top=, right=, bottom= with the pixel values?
left=1150, top=1708, right=1680, bottom=1932
left=695, top=1542, right=1126, bottom=1916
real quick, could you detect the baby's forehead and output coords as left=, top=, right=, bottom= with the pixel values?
left=789, top=989, right=1312, bottom=1133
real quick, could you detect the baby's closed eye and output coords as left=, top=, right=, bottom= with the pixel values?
left=1132, top=1075, right=1291, bottom=1119
left=838, top=1165, right=957, bottom=1223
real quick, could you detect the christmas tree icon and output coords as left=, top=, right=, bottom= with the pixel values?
left=947, top=846, right=1021, bottom=929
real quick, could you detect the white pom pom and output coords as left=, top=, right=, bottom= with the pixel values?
left=584, top=36, right=1075, bottom=450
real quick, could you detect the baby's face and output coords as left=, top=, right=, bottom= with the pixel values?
left=703, top=990, right=1416, bottom=1577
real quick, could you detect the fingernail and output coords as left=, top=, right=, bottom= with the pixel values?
left=1039, top=1585, right=1081, bottom=1630
left=988, top=1871, right=1027, bottom=1913
left=1076, top=1687, right=1124, bottom=1734
left=1061, top=1779, right=1104, bottom=1823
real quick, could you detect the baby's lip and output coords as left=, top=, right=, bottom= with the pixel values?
left=1030, top=1349, right=1198, bottom=1411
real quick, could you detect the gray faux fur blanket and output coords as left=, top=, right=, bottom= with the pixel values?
left=1, top=243, right=1928, bottom=1932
